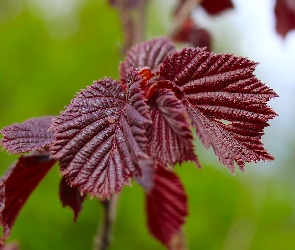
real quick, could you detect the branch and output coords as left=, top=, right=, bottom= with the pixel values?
left=170, top=0, right=201, bottom=38
left=93, top=195, right=119, bottom=250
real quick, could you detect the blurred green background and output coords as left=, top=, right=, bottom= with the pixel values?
left=0, top=0, right=294, bottom=249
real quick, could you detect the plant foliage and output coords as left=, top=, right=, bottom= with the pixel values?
left=0, top=37, right=277, bottom=248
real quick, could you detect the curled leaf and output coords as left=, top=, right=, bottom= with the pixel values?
left=0, top=154, right=55, bottom=243
left=0, top=116, right=55, bottom=154
left=146, top=166, right=188, bottom=246
left=160, top=47, right=278, bottom=172
left=51, top=70, right=151, bottom=198
left=147, top=88, right=199, bottom=167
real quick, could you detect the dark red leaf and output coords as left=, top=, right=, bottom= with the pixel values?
left=275, top=0, right=295, bottom=37
left=160, top=47, right=278, bottom=172
left=146, top=166, right=188, bottom=246
left=59, top=176, right=86, bottom=222
left=200, top=0, right=234, bottom=15
left=0, top=116, right=55, bottom=154
left=120, top=37, right=176, bottom=84
left=51, top=69, right=151, bottom=198
left=0, top=154, right=55, bottom=243
left=147, top=88, right=199, bottom=167
left=173, top=18, right=211, bottom=50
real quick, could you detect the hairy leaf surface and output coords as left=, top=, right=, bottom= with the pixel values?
left=148, top=89, right=199, bottom=167
left=0, top=154, right=55, bottom=243
left=59, top=176, right=86, bottom=222
left=120, top=37, right=176, bottom=83
left=160, top=47, right=278, bottom=171
left=0, top=116, right=54, bottom=154
left=51, top=70, right=151, bottom=198
left=146, top=166, right=188, bottom=246
left=275, top=0, right=295, bottom=37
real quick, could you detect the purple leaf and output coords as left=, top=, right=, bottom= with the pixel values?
left=0, top=154, right=55, bottom=243
left=275, top=0, right=295, bottom=37
left=160, top=47, right=278, bottom=172
left=0, top=116, right=55, bottom=154
left=51, top=69, right=151, bottom=198
left=120, top=37, right=176, bottom=84
left=147, top=88, right=199, bottom=167
left=146, top=166, right=188, bottom=246
left=59, top=176, right=86, bottom=222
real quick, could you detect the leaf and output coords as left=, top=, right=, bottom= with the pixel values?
left=200, top=0, right=234, bottom=15
left=59, top=176, right=86, bottom=222
left=0, top=116, right=55, bottom=154
left=120, top=37, right=176, bottom=84
left=275, top=0, right=295, bottom=37
left=146, top=166, right=188, bottom=246
left=0, top=154, right=55, bottom=243
left=160, top=47, right=278, bottom=172
left=147, top=88, right=199, bottom=167
left=51, top=69, right=151, bottom=198
left=173, top=18, right=211, bottom=51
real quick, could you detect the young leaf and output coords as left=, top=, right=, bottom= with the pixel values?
left=160, top=47, right=278, bottom=172
left=0, top=116, right=55, bottom=154
left=275, top=0, right=295, bottom=37
left=59, top=176, right=86, bottom=222
left=120, top=37, right=176, bottom=84
left=51, top=69, right=151, bottom=198
left=0, top=154, right=55, bottom=243
left=146, top=166, right=188, bottom=246
left=147, top=88, right=199, bottom=167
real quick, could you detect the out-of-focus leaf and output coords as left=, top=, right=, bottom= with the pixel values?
left=200, top=0, right=234, bottom=15
left=173, top=18, right=211, bottom=51
left=0, top=154, right=55, bottom=243
left=146, top=166, right=188, bottom=246
left=160, top=47, right=278, bottom=172
left=275, top=0, right=295, bottom=37
left=0, top=116, right=54, bottom=154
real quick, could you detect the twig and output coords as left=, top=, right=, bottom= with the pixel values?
left=132, top=0, right=149, bottom=45
left=93, top=195, right=119, bottom=250
left=168, top=228, right=187, bottom=250
left=170, top=0, right=201, bottom=38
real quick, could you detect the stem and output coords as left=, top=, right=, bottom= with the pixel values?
left=132, top=0, right=149, bottom=45
left=93, top=195, right=119, bottom=250
left=170, top=0, right=201, bottom=38
left=168, top=228, right=187, bottom=250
